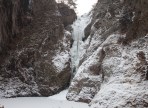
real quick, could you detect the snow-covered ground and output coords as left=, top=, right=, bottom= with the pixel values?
left=0, top=98, right=89, bottom=108
left=0, top=89, right=89, bottom=108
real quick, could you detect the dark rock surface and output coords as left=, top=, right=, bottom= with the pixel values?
left=120, top=0, right=148, bottom=44
left=58, top=3, right=77, bottom=27
left=0, top=0, right=32, bottom=53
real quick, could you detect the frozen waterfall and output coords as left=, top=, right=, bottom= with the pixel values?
left=71, top=14, right=91, bottom=73
left=70, top=0, right=98, bottom=74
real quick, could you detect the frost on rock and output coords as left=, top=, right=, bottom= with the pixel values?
left=0, top=0, right=72, bottom=97
left=90, top=35, right=148, bottom=108
left=52, top=30, right=71, bottom=73
left=68, top=31, right=148, bottom=106
left=90, top=82, right=148, bottom=108
left=0, top=77, right=39, bottom=98
left=67, top=47, right=105, bottom=103
left=52, top=51, right=70, bottom=73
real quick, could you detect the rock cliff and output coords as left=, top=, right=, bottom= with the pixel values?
left=67, top=0, right=148, bottom=107
left=58, top=3, right=77, bottom=27
left=0, top=0, right=76, bottom=97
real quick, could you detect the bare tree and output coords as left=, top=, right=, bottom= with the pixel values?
left=57, top=0, right=76, bottom=9
left=67, top=0, right=76, bottom=8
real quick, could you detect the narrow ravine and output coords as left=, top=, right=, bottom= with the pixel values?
left=71, top=14, right=91, bottom=73
left=70, top=0, right=98, bottom=74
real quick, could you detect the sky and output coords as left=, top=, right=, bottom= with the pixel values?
left=56, top=0, right=98, bottom=16
left=75, top=0, right=98, bottom=16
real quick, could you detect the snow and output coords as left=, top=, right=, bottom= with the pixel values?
left=0, top=89, right=89, bottom=108
left=52, top=31, right=71, bottom=73
left=90, top=81, right=148, bottom=108
left=89, top=35, right=148, bottom=108
left=72, top=14, right=91, bottom=41
left=0, top=77, right=39, bottom=98
left=75, top=47, right=103, bottom=77
left=67, top=0, right=103, bottom=100
left=68, top=31, right=148, bottom=106
left=70, top=3, right=99, bottom=73
left=67, top=47, right=103, bottom=101
left=55, top=0, right=98, bottom=73
left=56, top=0, right=98, bottom=73
left=52, top=51, right=70, bottom=72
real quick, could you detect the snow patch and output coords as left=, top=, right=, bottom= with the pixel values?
left=52, top=31, right=71, bottom=73
left=52, top=51, right=70, bottom=73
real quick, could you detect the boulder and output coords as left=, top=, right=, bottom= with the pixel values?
left=67, top=48, right=105, bottom=103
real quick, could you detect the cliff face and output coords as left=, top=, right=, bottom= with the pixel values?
left=0, top=0, right=32, bottom=53
left=0, top=0, right=75, bottom=97
left=67, top=0, right=148, bottom=107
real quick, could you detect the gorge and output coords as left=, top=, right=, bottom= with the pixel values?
left=0, top=0, right=148, bottom=108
